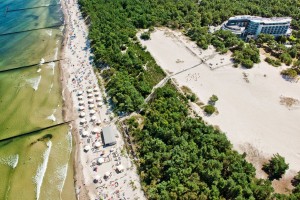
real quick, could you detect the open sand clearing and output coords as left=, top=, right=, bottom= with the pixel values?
left=138, top=28, right=300, bottom=176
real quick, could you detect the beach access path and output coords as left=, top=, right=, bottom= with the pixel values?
left=60, top=0, right=145, bottom=199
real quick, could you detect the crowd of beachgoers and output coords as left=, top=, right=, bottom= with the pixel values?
left=61, top=0, right=145, bottom=199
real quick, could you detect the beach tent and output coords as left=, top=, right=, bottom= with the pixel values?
left=94, top=92, right=100, bottom=97
left=91, top=116, right=97, bottom=121
left=116, top=165, right=124, bottom=173
left=78, top=100, right=84, bottom=105
left=89, top=104, right=95, bottom=109
left=79, top=112, right=86, bottom=117
left=77, top=91, right=83, bottom=95
left=93, top=127, right=101, bottom=134
left=78, top=96, right=83, bottom=100
left=78, top=106, right=84, bottom=111
left=97, top=157, right=104, bottom=164
left=82, top=131, right=88, bottom=137
left=96, top=97, right=102, bottom=102
left=98, top=102, right=103, bottom=107
left=93, top=89, right=98, bottom=92
left=80, top=118, right=86, bottom=124
left=94, top=175, right=100, bottom=183
left=96, top=120, right=101, bottom=125
left=84, top=145, right=90, bottom=152
left=88, top=99, right=94, bottom=104
left=95, top=141, right=101, bottom=148
left=104, top=171, right=110, bottom=178
left=90, top=110, right=96, bottom=115
left=87, top=93, right=93, bottom=98
left=87, top=89, right=93, bottom=93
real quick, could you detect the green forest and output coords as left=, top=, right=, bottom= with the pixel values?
left=78, top=0, right=300, bottom=199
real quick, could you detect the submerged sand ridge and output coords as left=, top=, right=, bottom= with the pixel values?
left=138, top=28, right=300, bottom=174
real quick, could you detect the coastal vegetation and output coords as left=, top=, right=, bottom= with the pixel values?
left=78, top=0, right=300, bottom=198
left=262, top=154, right=289, bottom=181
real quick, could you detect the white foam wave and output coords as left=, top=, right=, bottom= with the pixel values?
left=33, top=141, right=52, bottom=200
left=27, top=75, right=42, bottom=91
left=49, top=83, right=54, bottom=93
left=47, top=114, right=56, bottom=122
left=0, top=154, right=19, bottom=169
left=46, top=30, right=52, bottom=36
left=53, top=48, right=59, bottom=60
left=37, top=68, right=41, bottom=73
left=40, top=58, right=45, bottom=65
left=47, top=62, right=55, bottom=75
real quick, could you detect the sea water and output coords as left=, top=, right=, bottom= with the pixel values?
left=0, top=0, right=75, bottom=199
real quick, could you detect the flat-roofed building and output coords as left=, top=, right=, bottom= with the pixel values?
left=222, top=15, right=292, bottom=38
left=102, top=126, right=116, bottom=146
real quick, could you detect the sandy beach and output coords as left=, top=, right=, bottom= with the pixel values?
left=59, top=0, right=145, bottom=199
left=138, top=28, right=300, bottom=185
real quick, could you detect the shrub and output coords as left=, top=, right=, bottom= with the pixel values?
left=140, top=32, right=150, bottom=40
left=204, top=105, right=216, bottom=115
left=265, top=57, right=281, bottom=67
left=281, top=68, right=298, bottom=79
left=209, top=95, right=218, bottom=105
left=262, top=153, right=289, bottom=180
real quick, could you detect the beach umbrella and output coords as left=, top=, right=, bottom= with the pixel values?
left=89, top=104, right=95, bottom=109
left=80, top=118, right=86, bottom=124
left=94, top=92, right=100, bottom=97
left=91, top=116, right=97, bottom=121
left=77, top=90, right=83, bottom=95
left=87, top=88, right=93, bottom=93
left=97, top=157, right=104, bottom=164
left=116, top=165, right=124, bottom=172
left=104, top=171, right=110, bottom=178
left=88, top=99, right=94, bottom=104
left=93, top=127, right=101, bottom=134
left=87, top=93, right=93, bottom=98
left=78, top=100, right=84, bottom=105
left=79, top=112, right=86, bottom=117
left=82, top=131, right=88, bottom=137
left=96, top=97, right=102, bottom=102
left=95, top=141, right=101, bottom=148
left=96, top=120, right=101, bottom=125
left=78, top=106, right=84, bottom=111
left=90, top=110, right=96, bottom=115
left=84, top=145, right=90, bottom=152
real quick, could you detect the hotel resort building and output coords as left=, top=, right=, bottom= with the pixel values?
left=222, top=15, right=292, bottom=38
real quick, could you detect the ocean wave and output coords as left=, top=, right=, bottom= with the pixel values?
left=53, top=48, right=59, bottom=60
left=0, top=154, right=19, bottom=169
left=33, top=141, right=52, bottom=200
left=27, top=75, right=42, bottom=91
left=47, top=62, right=56, bottom=75
left=56, top=164, right=68, bottom=192
left=46, top=30, right=52, bottom=36
left=47, top=109, right=57, bottom=122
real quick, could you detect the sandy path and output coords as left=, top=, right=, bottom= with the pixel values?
left=139, top=28, right=300, bottom=179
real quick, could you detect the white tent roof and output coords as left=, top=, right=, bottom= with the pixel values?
left=79, top=112, right=86, bottom=117
left=91, top=116, right=97, bottom=121
left=93, top=127, right=101, bottom=133
left=77, top=90, right=83, bottom=95
left=84, top=145, right=90, bottom=151
left=90, top=110, right=96, bottom=115
left=94, top=92, right=100, bottom=97
left=98, top=102, right=103, bottom=107
left=95, top=141, right=101, bottom=148
left=80, top=118, right=86, bottom=124
left=89, top=104, right=95, bottom=109
left=96, top=120, right=101, bottom=125
left=88, top=99, right=94, bottom=104
left=87, top=88, right=93, bottom=93
left=97, top=157, right=104, bottom=164
left=104, top=171, right=110, bottom=177
left=78, top=100, right=84, bottom=105
left=117, top=165, right=124, bottom=172
left=78, top=106, right=84, bottom=111
left=96, top=97, right=102, bottom=102
left=87, top=93, right=93, bottom=98
left=94, top=175, right=100, bottom=180
left=82, top=131, right=88, bottom=136
left=78, top=96, right=83, bottom=100
left=93, top=88, right=98, bottom=92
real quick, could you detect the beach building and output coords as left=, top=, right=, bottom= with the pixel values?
left=102, top=126, right=117, bottom=146
left=222, top=15, right=292, bottom=38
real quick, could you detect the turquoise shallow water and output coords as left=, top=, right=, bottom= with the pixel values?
left=0, top=0, right=76, bottom=198
left=0, top=5, right=64, bottom=35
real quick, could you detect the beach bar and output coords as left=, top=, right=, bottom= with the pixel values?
left=102, top=126, right=116, bottom=146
